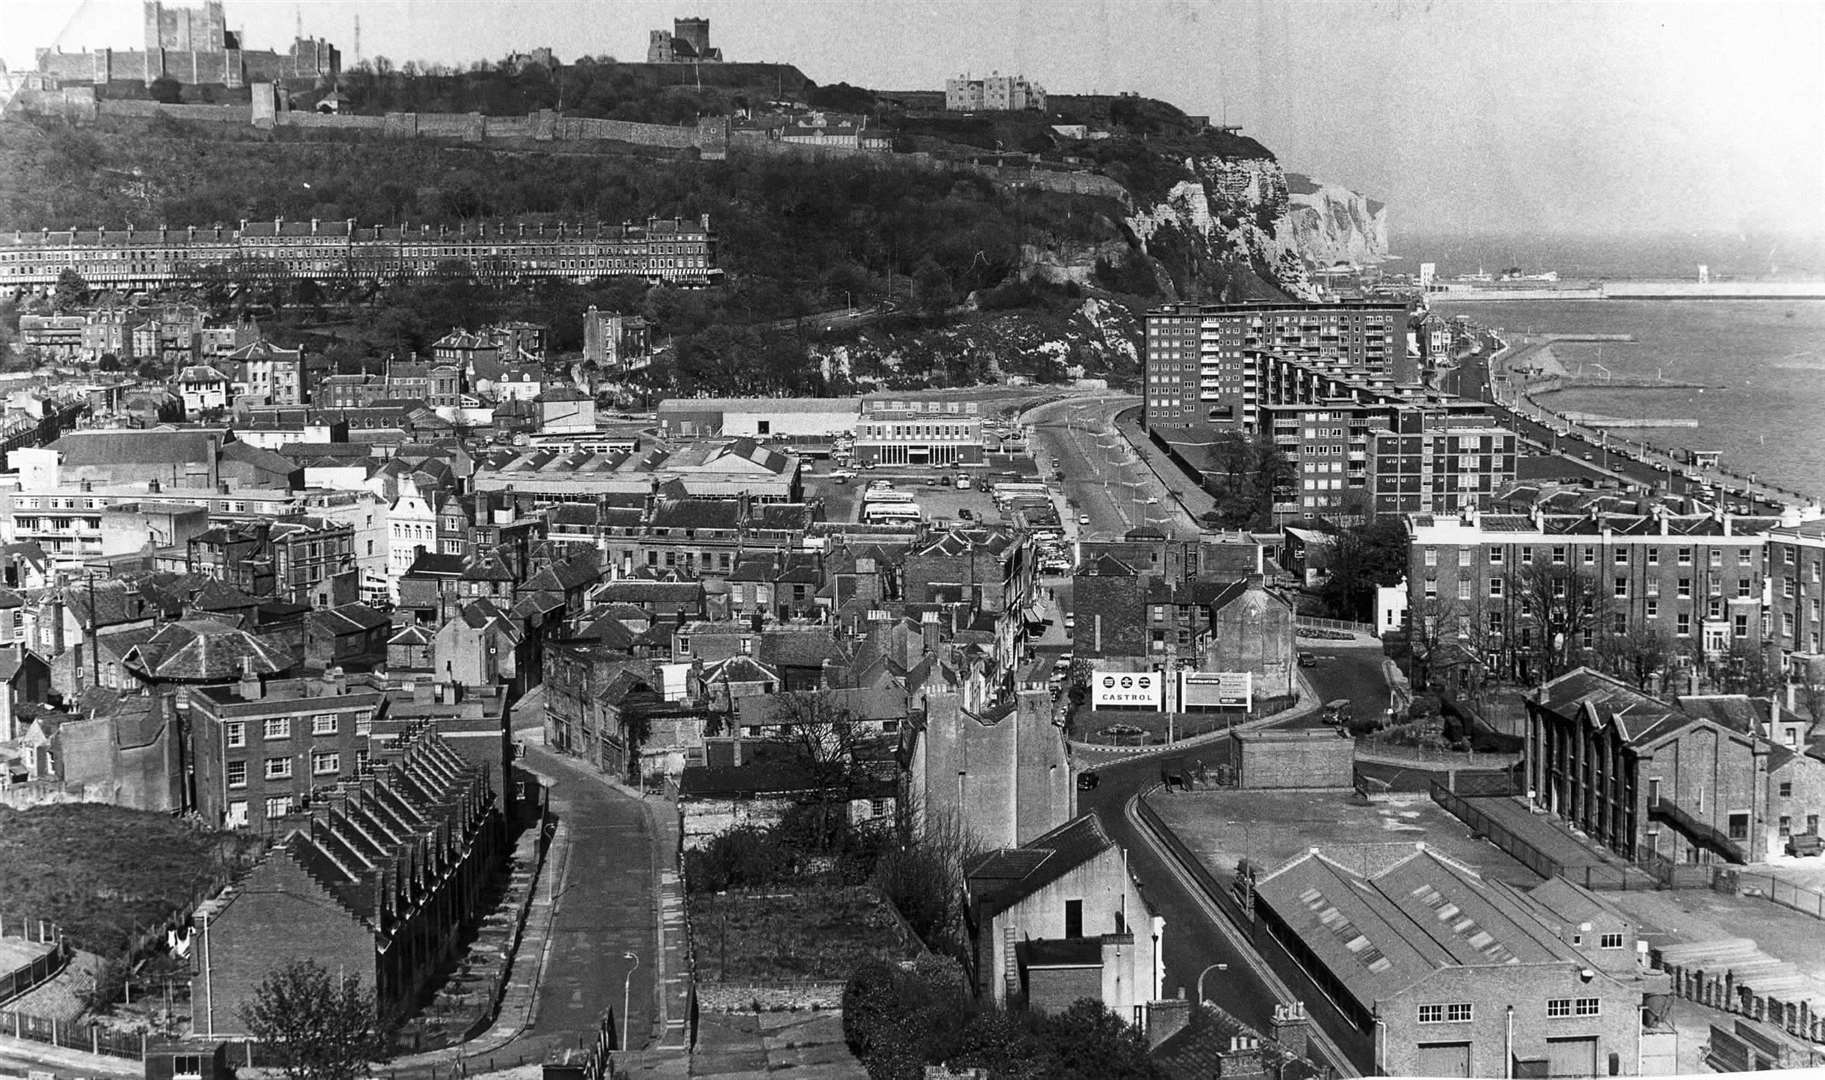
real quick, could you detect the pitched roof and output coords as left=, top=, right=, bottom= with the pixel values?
left=965, top=814, right=1115, bottom=921
left=1532, top=667, right=1695, bottom=745
left=309, top=603, right=391, bottom=635
left=123, top=619, right=292, bottom=681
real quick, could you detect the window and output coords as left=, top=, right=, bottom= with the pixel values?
left=1600, top=933, right=1624, bottom=949
left=1489, top=578, right=1503, bottom=598
left=1645, top=599, right=1658, bottom=618
left=1489, top=548, right=1503, bottom=565
left=1648, top=777, right=1661, bottom=807
left=1781, top=781, right=1794, bottom=797
left=311, top=751, right=340, bottom=775
left=265, top=795, right=292, bottom=819
left=1522, top=547, right=1535, bottom=566
left=1739, top=549, right=1752, bottom=567
left=1614, top=548, right=1629, bottom=565
left=1728, top=813, right=1750, bottom=841
left=1677, top=612, right=1691, bottom=636
left=1458, top=548, right=1472, bottom=567
left=1647, top=549, right=1659, bottom=566
left=1710, top=549, right=1723, bottom=568
left=226, top=760, right=247, bottom=788
left=264, top=756, right=293, bottom=780
left=1064, top=899, right=1084, bottom=939
left=1418, top=1003, right=1473, bottom=1024
left=263, top=717, right=290, bottom=740
left=225, top=722, right=246, bottom=748
left=1812, top=815, right=1821, bottom=834
left=1678, top=547, right=1693, bottom=566
left=1552, top=546, right=1567, bottom=565
left=1425, top=548, right=1438, bottom=567
left=1677, top=578, right=1692, bottom=598
left=1457, top=579, right=1471, bottom=601
left=312, top=713, right=337, bottom=735
left=1614, top=577, right=1627, bottom=598
left=1780, top=816, right=1792, bottom=837
left=1548, top=998, right=1602, bottom=1018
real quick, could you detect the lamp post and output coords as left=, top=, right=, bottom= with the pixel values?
left=621, top=951, right=640, bottom=1053
left=1196, top=962, right=1229, bottom=1005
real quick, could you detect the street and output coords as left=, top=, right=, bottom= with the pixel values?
left=1295, top=642, right=1395, bottom=730
left=1026, top=394, right=1197, bottom=539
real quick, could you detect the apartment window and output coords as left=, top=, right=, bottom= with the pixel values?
left=311, top=751, right=340, bottom=775
left=1600, top=932, right=1624, bottom=949
left=225, top=722, right=246, bottom=748
left=226, top=760, right=247, bottom=788
left=1739, top=550, right=1752, bottom=567
left=264, top=756, right=293, bottom=780
left=312, top=713, right=337, bottom=736
left=1457, top=579, right=1471, bottom=601
left=1489, top=548, right=1503, bottom=565
left=1710, top=550, right=1723, bottom=567
left=1614, top=548, right=1629, bottom=565
left=1418, top=1003, right=1473, bottom=1024
left=265, top=795, right=292, bottom=820
left=1424, top=549, right=1438, bottom=567
left=1648, top=549, right=1659, bottom=566
left=1582, top=548, right=1595, bottom=566
left=1489, top=578, right=1503, bottom=598
left=1614, top=578, right=1627, bottom=598
left=226, top=800, right=248, bottom=828
left=1678, top=547, right=1693, bottom=566
left=1677, top=578, right=1692, bottom=598
left=1739, top=579, right=1753, bottom=598
left=1677, top=612, right=1691, bottom=636
left=263, top=717, right=291, bottom=740
left=1522, top=547, right=1535, bottom=566
left=1781, top=781, right=1794, bottom=797
left=1553, top=546, right=1567, bottom=565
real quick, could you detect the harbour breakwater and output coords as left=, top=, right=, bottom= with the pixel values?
left=1432, top=281, right=1825, bottom=302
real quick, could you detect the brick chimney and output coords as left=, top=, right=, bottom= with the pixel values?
left=1145, top=991, right=1192, bottom=1049
left=1268, top=1001, right=1310, bottom=1060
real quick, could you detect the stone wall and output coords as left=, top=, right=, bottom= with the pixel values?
left=694, top=981, right=846, bottom=1013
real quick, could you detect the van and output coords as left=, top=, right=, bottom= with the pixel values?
left=1322, top=699, right=1353, bottom=726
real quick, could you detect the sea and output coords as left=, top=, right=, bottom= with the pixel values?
left=1393, top=232, right=1825, bottom=500
left=1428, top=298, right=1825, bottom=499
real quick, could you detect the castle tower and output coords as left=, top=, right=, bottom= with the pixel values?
left=673, top=18, right=711, bottom=58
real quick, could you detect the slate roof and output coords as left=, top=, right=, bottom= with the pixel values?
left=965, top=814, right=1115, bottom=921
left=699, top=654, right=779, bottom=685
left=192, top=579, right=260, bottom=613
left=650, top=498, right=743, bottom=531
left=309, top=603, right=391, bottom=636
left=1531, top=667, right=1694, bottom=745
left=123, top=619, right=292, bottom=681
left=719, top=437, right=791, bottom=475
left=758, top=629, right=843, bottom=670
left=913, top=526, right=1018, bottom=559
left=51, top=430, right=216, bottom=467
left=1252, top=845, right=1579, bottom=1012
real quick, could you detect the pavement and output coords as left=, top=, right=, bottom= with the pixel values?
left=1025, top=394, right=1196, bottom=540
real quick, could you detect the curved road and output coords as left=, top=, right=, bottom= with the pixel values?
left=1027, top=394, right=1197, bottom=539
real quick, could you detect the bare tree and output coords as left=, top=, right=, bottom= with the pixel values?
left=1598, top=625, right=1675, bottom=691
left=1408, top=595, right=1458, bottom=691
left=1513, top=562, right=1611, bottom=682
left=765, top=690, right=888, bottom=850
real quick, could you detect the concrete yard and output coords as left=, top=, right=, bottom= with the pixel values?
left=1151, top=788, right=1539, bottom=886
left=1600, top=886, right=1825, bottom=1004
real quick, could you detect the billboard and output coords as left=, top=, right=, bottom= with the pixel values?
left=1091, top=670, right=1161, bottom=709
left=1180, top=671, right=1252, bottom=710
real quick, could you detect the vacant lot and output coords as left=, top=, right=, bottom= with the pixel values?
left=1151, top=788, right=1538, bottom=886
left=689, top=886, right=922, bottom=985
left=0, top=804, right=264, bottom=954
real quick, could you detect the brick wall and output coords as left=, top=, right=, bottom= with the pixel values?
left=1232, top=729, right=1354, bottom=789
left=191, top=853, right=373, bottom=1037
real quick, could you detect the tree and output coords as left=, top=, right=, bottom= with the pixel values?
left=240, top=959, right=388, bottom=1080
left=765, top=691, right=884, bottom=851
left=1598, top=624, right=1674, bottom=691
left=149, top=75, right=184, bottom=104
left=53, top=268, right=91, bottom=313
left=1407, top=596, right=1458, bottom=690
left=97, top=353, right=121, bottom=372
left=1320, top=520, right=1409, bottom=622
left=1512, top=562, right=1610, bottom=682
left=1202, top=431, right=1293, bottom=530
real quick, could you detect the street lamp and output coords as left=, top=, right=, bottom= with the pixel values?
left=621, top=951, right=640, bottom=1052
left=1196, top=962, right=1229, bottom=1005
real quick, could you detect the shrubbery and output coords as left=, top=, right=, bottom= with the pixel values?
left=842, top=958, right=1163, bottom=1080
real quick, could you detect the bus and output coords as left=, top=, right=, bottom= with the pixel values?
left=862, top=502, right=923, bottom=525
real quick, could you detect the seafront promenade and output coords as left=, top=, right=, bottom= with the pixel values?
left=1484, top=332, right=1822, bottom=514
left=1432, top=279, right=1825, bottom=302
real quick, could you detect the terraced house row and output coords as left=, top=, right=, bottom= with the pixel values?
left=0, top=215, right=719, bottom=291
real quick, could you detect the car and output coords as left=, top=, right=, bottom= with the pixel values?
left=1064, top=613, right=1076, bottom=631
left=927, top=475, right=942, bottom=486
left=1076, top=770, right=1101, bottom=791
left=1298, top=651, right=1318, bottom=668
left=959, top=508, right=973, bottom=520
left=1078, top=514, right=1092, bottom=526
left=1789, top=833, right=1825, bottom=858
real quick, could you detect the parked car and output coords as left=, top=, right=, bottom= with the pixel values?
left=1298, top=651, right=1318, bottom=668
left=1322, top=699, right=1353, bottom=726
left=1076, top=770, right=1101, bottom=791
left=1078, top=514, right=1091, bottom=526
left=959, top=508, right=973, bottom=520
left=1789, top=833, right=1825, bottom=858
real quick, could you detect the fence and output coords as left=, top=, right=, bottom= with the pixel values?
left=1730, top=869, right=1825, bottom=922
left=1427, top=784, right=1655, bottom=890
left=1295, top=616, right=1375, bottom=636
left=0, top=1007, right=146, bottom=1060
left=0, top=915, right=70, bottom=1006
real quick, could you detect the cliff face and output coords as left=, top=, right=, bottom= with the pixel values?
left=1279, top=174, right=1390, bottom=268
left=1119, top=155, right=1387, bottom=302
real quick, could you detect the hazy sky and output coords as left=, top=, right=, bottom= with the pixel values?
left=7, top=0, right=1823, bottom=239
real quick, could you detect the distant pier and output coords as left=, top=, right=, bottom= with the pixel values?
left=1558, top=411, right=1699, bottom=428
left=1430, top=280, right=1825, bottom=302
